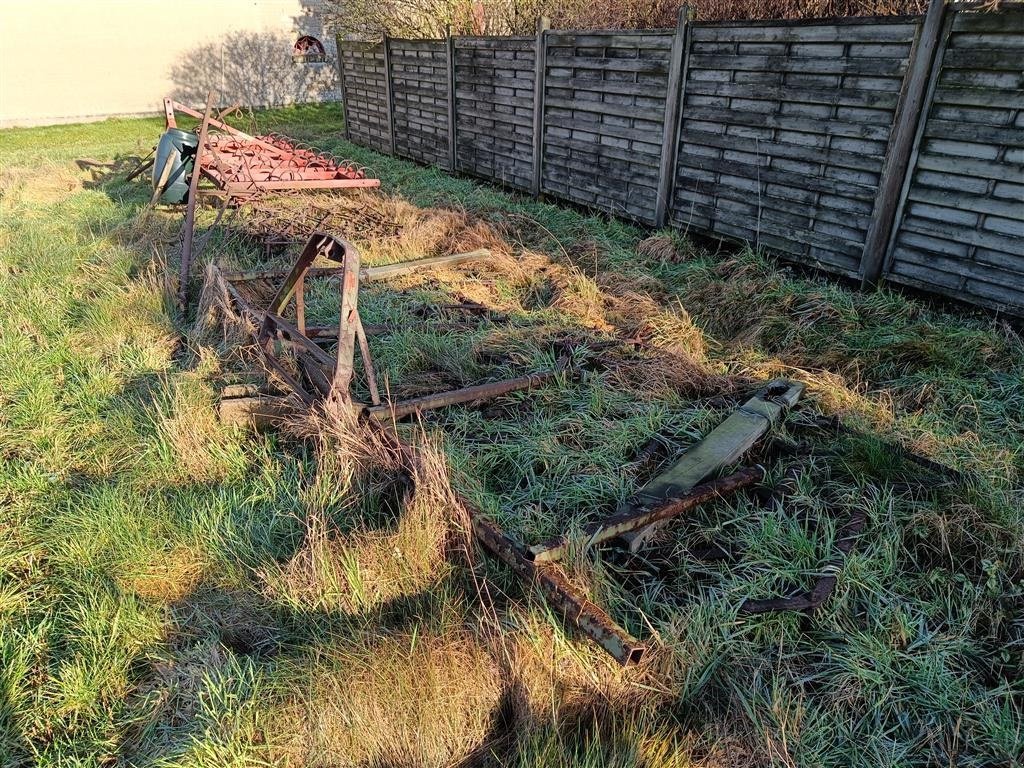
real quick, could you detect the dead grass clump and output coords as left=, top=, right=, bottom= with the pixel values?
left=152, top=378, right=240, bottom=484
left=604, top=348, right=733, bottom=400
left=279, top=631, right=502, bottom=766
left=117, top=544, right=207, bottom=603
left=368, top=202, right=513, bottom=265
left=262, top=413, right=469, bottom=614
left=551, top=265, right=615, bottom=333
left=0, top=163, right=81, bottom=207
left=638, top=234, right=687, bottom=264
left=490, top=606, right=665, bottom=733
left=112, top=206, right=179, bottom=251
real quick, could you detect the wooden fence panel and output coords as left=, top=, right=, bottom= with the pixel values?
left=338, top=42, right=391, bottom=154
left=336, top=8, right=1023, bottom=316
left=883, top=9, right=1024, bottom=314
left=541, top=31, right=675, bottom=224
left=453, top=37, right=537, bottom=190
left=389, top=39, right=451, bottom=166
left=668, top=19, right=920, bottom=277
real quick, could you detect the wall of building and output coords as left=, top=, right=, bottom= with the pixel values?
left=0, top=0, right=337, bottom=128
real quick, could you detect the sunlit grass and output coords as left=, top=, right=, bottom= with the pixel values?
left=0, top=104, right=1020, bottom=766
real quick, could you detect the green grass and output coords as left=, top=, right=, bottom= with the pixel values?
left=1, top=104, right=1021, bottom=766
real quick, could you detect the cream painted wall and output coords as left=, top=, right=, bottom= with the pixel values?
left=0, top=0, right=335, bottom=127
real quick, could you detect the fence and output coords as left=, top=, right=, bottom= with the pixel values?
left=337, top=0, right=1024, bottom=316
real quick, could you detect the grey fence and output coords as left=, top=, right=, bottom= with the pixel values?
left=338, top=0, right=1024, bottom=316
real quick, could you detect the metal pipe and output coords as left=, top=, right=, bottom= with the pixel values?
left=360, top=249, right=491, bottom=281
left=367, top=370, right=557, bottom=421
left=472, top=515, right=645, bottom=666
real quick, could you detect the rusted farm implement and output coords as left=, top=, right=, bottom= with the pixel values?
left=142, top=102, right=953, bottom=666
left=203, top=228, right=871, bottom=664
left=140, top=95, right=380, bottom=308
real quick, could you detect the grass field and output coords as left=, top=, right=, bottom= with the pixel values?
left=1, top=104, right=1021, bottom=767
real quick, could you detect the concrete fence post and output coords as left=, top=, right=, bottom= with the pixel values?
left=531, top=16, right=551, bottom=199
left=655, top=5, right=690, bottom=228
left=860, top=0, right=949, bottom=286
left=382, top=32, right=396, bottom=156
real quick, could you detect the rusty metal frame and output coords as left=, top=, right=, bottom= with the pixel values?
left=214, top=233, right=559, bottom=421
left=209, top=233, right=651, bottom=663
left=157, top=97, right=382, bottom=309
left=163, top=98, right=380, bottom=196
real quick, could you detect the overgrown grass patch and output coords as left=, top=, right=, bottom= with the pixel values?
left=1, top=105, right=1021, bottom=766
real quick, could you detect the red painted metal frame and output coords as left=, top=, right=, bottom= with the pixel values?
left=163, top=98, right=379, bottom=196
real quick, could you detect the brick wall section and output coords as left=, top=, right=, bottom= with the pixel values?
left=884, top=9, right=1024, bottom=312
left=454, top=37, right=536, bottom=191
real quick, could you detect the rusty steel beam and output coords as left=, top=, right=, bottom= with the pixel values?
left=367, top=370, right=559, bottom=421
left=178, top=92, right=214, bottom=309
left=472, top=515, right=645, bottom=666
left=739, top=504, right=867, bottom=615
left=224, top=178, right=380, bottom=193
left=528, top=465, right=765, bottom=563
left=165, top=99, right=378, bottom=201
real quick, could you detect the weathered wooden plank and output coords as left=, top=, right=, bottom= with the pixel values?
left=686, top=80, right=901, bottom=109
left=901, top=215, right=1023, bottom=253
left=679, top=128, right=886, bottom=172
left=951, top=9, right=1024, bottom=33
left=687, top=52, right=908, bottom=76
left=677, top=152, right=879, bottom=200
left=922, top=118, right=1024, bottom=145
left=680, top=105, right=894, bottom=140
left=542, top=75, right=668, bottom=98
left=383, top=34, right=397, bottom=155
left=691, top=22, right=919, bottom=44
left=861, top=0, right=948, bottom=285
left=532, top=18, right=549, bottom=197
left=916, top=152, right=1024, bottom=180
left=453, top=36, right=534, bottom=49
left=544, top=55, right=670, bottom=74
left=933, top=86, right=1024, bottom=108
left=546, top=116, right=663, bottom=145
left=674, top=182, right=873, bottom=231
left=908, top=185, right=1024, bottom=219
left=545, top=31, right=673, bottom=48
left=543, top=96, right=667, bottom=122
left=656, top=7, right=690, bottom=228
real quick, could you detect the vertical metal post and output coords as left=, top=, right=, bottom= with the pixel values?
left=531, top=16, right=550, bottom=199
left=179, top=91, right=214, bottom=311
left=336, top=36, right=352, bottom=142
left=446, top=33, right=458, bottom=172
left=655, top=5, right=689, bottom=228
left=860, top=0, right=949, bottom=286
left=382, top=33, right=397, bottom=156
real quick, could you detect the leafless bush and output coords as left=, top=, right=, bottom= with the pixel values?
left=170, top=31, right=337, bottom=108
left=325, top=0, right=931, bottom=37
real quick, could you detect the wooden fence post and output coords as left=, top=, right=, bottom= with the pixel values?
left=531, top=16, right=551, bottom=199
left=336, top=37, right=352, bottom=142
left=446, top=33, right=457, bottom=172
left=382, top=33, right=397, bottom=157
left=655, top=5, right=690, bottom=228
left=860, top=0, right=948, bottom=286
